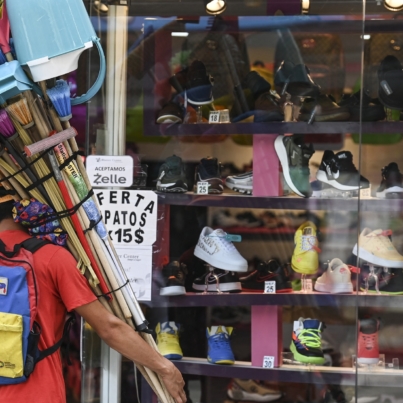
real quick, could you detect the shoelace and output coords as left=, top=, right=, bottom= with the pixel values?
left=368, top=229, right=396, bottom=249
left=301, top=235, right=321, bottom=253
left=208, top=231, right=236, bottom=252
left=362, top=334, right=376, bottom=350
left=210, top=332, right=231, bottom=349
left=159, top=332, right=178, bottom=344
left=332, top=156, right=358, bottom=174
left=297, top=328, right=322, bottom=349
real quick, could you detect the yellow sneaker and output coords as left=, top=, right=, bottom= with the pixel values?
left=353, top=228, right=403, bottom=268
left=291, top=221, right=320, bottom=275
left=156, top=322, right=183, bottom=360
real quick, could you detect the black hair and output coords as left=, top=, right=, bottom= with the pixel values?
left=0, top=200, right=15, bottom=222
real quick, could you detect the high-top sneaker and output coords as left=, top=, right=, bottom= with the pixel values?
left=159, top=261, right=187, bottom=296
left=316, top=150, right=369, bottom=191
left=194, top=157, right=224, bottom=194
left=192, top=268, right=241, bottom=293
left=155, top=322, right=183, bottom=360
left=186, top=60, right=214, bottom=105
left=156, top=155, right=188, bottom=193
left=290, top=318, right=325, bottom=365
left=206, top=326, right=235, bottom=364
left=291, top=221, right=320, bottom=275
left=194, top=227, right=248, bottom=272
left=357, top=317, right=380, bottom=365
left=376, top=162, right=403, bottom=199
left=239, top=259, right=292, bottom=293
left=227, top=378, right=282, bottom=402
left=274, top=135, right=314, bottom=198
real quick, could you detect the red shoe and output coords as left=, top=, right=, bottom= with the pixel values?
left=357, top=317, right=380, bottom=364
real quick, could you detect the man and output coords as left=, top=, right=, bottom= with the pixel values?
left=0, top=197, right=186, bottom=403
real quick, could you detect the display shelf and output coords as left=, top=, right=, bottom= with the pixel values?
left=173, top=358, right=403, bottom=387
left=157, top=193, right=403, bottom=212
left=149, top=292, right=401, bottom=308
left=157, top=121, right=403, bottom=137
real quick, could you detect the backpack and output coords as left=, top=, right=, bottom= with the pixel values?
left=0, top=238, right=74, bottom=385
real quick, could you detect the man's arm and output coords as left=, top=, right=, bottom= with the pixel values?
left=75, top=300, right=186, bottom=403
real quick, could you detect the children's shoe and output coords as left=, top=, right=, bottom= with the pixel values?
left=291, top=221, right=320, bottom=275
left=156, top=322, right=183, bottom=360
left=357, top=318, right=380, bottom=365
left=227, top=378, right=282, bottom=402
left=156, top=155, right=188, bottom=193
left=290, top=318, right=325, bottom=365
left=206, top=326, right=235, bottom=365
left=314, top=258, right=357, bottom=294
left=353, top=228, right=403, bottom=268
left=159, top=261, right=187, bottom=296
left=194, top=226, right=248, bottom=272
left=376, top=162, right=403, bottom=199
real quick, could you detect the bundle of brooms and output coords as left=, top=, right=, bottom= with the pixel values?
left=0, top=80, right=174, bottom=403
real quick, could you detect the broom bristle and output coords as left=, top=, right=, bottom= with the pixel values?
left=0, top=109, right=16, bottom=138
left=46, top=80, right=72, bottom=121
left=6, top=99, right=34, bottom=129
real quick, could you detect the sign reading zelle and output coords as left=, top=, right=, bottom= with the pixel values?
left=86, top=155, right=133, bottom=187
left=95, top=190, right=157, bottom=246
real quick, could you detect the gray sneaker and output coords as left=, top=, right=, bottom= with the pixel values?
left=274, top=135, right=314, bottom=197
left=156, top=155, right=188, bottom=193
left=225, top=171, right=253, bottom=195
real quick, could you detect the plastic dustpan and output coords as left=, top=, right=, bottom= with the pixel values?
left=0, top=60, right=42, bottom=103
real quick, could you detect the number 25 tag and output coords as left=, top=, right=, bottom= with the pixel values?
left=196, top=181, right=209, bottom=194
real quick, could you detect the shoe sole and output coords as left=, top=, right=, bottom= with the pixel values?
left=194, top=246, right=248, bottom=272
left=163, top=353, right=183, bottom=360
left=160, top=286, right=186, bottom=296
left=376, top=186, right=403, bottom=199
left=227, top=389, right=282, bottom=402
left=274, top=135, right=305, bottom=198
left=314, top=281, right=353, bottom=293
left=225, top=181, right=253, bottom=195
left=360, top=287, right=403, bottom=295
left=156, top=115, right=182, bottom=124
left=241, top=287, right=293, bottom=293
left=157, top=180, right=188, bottom=193
left=316, top=170, right=362, bottom=191
left=192, top=282, right=242, bottom=292
left=353, top=244, right=403, bottom=268
left=207, top=356, right=234, bottom=365
left=290, top=342, right=325, bottom=365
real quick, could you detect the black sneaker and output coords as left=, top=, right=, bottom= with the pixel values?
left=378, top=55, right=403, bottom=111
left=194, top=157, right=224, bottom=194
left=192, top=268, right=241, bottom=293
left=376, top=162, right=403, bottom=199
left=239, top=259, right=292, bottom=293
left=186, top=60, right=214, bottom=105
left=274, top=135, right=314, bottom=198
left=361, top=266, right=403, bottom=295
left=316, top=150, right=370, bottom=191
left=156, top=101, right=184, bottom=124
left=160, top=261, right=187, bottom=296
left=156, top=155, right=188, bottom=193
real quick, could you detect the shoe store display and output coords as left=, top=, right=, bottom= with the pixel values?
left=156, top=155, right=188, bottom=193
left=235, top=211, right=263, bottom=228
left=206, top=326, right=235, bottom=365
left=298, top=94, right=350, bottom=122
left=227, top=378, right=282, bottom=402
left=274, top=134, right=314, bottom=198
left=376, top=162, right=403, bottom=199
left=254, top=92, right=284, bottom=121
left=357, top=317, right=380, bottom=365
left=159, top=260, right=187, bottom=296
left=353, top=228, right=403, bottom=268
left=239, top=259, right=292, bottom=293
left=314, top=258, right=356, bottom=294
left=361, top=266, right=403, bottom=294
left=185, top=60, right=214, bottom=105
left=194, top=227, right=248, bottom=272
left=225, top=171, right=253, bottom=195
left=338, top=90, right=386, bottom=122
left=291, top=221, right=320, bottom=275
left=378, top=55, right=403, bottom=110
left=194, top=157, right=224, bottom=194
left=155, top=322, right=183, bottom=360
left=290, top=317, right=325, bottom=365
left=156, top=101, right=184, bottom=124
left=192, top=268, right=242, bottom=293
left=316, top=150, right=370, bottom=191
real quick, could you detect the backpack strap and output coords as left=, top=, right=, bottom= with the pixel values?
left=0, top=237, right=50, bottom=258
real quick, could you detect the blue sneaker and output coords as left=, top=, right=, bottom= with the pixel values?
left=206, top=326, right=235, bottom=365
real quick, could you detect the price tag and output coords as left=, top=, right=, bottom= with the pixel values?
left=263, top=356, right=275, bottom=368
left=209, top=111, right=220, bottom=123
left=225, top=234, right=242, bottom=242
left=264, top=281, right=276, bottom=294
left=196, top=181, right=209, bottom=194
left=303, top=279, right=313, bottom=293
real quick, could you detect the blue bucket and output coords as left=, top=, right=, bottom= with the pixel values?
left=7, top=0, right=105, bottom=105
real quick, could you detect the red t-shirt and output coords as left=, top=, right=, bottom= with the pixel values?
left=0, top=230, right=97, bottom=403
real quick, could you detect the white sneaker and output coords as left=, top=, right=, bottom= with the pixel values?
left=353, top=228, right=403, bottom=268
left=314, top=258, right=354, bottom=294
left=194, top=227, right=248, bottom=272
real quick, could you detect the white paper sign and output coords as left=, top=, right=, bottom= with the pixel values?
left=115, top=245, right=152, bottom=301
left=208, top=111, right=220, bottom=123
left=95, top=190, right=157, bottom=246
left=86, top=155, right=133, bottom=187
left=264, top=281, right=276, bottom=294
left=263, top=356, right=275, bottom=368
left=196, top=181, right=209, bottom=194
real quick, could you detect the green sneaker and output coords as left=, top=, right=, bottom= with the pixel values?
left=274, top=135, right=314, bottom=198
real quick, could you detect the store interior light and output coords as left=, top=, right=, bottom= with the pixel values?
left=384, top=0, right=403, bottom=11
left=93, top=0, right=109, bottom=13
left=171, top=32, right=189, bottom=37
left=301, top=0, right=310, bottom=14
left=205, top=0, right=227, bottom=15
